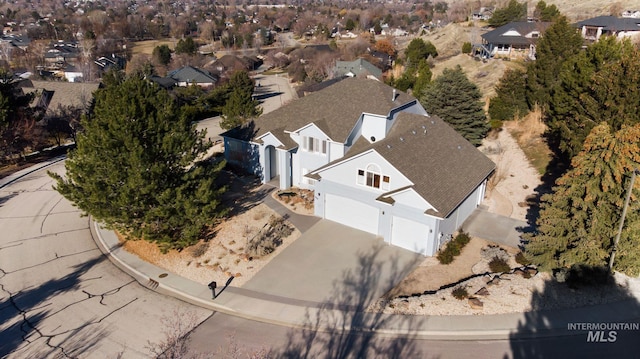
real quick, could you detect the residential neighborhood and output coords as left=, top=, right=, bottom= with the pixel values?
left=1, top=0, right=640, bottom=357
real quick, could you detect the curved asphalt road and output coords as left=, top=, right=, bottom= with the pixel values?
left=0, top=162, right=211, bottom=358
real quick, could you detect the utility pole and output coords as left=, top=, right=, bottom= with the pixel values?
left=609, top=169, right=638, bottom=271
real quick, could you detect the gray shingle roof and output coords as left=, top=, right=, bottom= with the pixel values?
left=482, top=22, right=552, bottom=46
left=168, top=66, right=217, bottom=84
left=22, top=80, right=99, bottom=116
left=243, top=77, right=415, bottom=148
left=575, top=16, right=640, bottom=31
left=312, top=113, right=496, bottom=218
left=334, top=58, right=383, bottom=79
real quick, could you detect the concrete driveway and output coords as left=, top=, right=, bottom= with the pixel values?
left=241, top=220, right=422, bottom=309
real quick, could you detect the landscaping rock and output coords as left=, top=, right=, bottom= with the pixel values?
left=487, top=276, right=501, bottom=286
left=468, top=298, right=484, bottom=310
left=474, top=287, right=490, bottom=297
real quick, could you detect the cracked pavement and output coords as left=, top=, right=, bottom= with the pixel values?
left=0, top=162, right=212, bottom=358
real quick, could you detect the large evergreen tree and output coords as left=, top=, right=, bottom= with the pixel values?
left=404, top=38, right=438, bottom=69
left=50, top=75, right=226, bottom=251
left=525, top=16, right=583, bottom=111
left=488, top=0, right=527, bottom=27
left=420, top=66, right=489, bottom=146
left=525, top=123, right=640, bottom=276
left=489, top=68, right=529, bottom=121
left=219, top=71, right=262, bottom=130
left=546, top=37, right=640, bottom=161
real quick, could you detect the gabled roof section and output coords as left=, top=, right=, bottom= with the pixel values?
left=22, top=80, right=99, bottom=116
left=312, top=113, right=495, bottom=218
left=334, top=58, right=383, bottom=80
left=228, top=77, right=415, bottom=149
left=575, top=16, right=640, bottom=31
left=168, top=66, right=217, bottom=84
left=482, top=22, right=552, bottom=46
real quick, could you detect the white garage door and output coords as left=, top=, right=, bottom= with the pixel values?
left=391, top=216, right=429, bottom=254
left=325, top=194, right=379, bottom=234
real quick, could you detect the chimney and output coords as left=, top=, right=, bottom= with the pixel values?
left=392, top=89, right=396, bottom=102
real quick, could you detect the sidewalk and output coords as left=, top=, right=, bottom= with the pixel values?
left=91, top=208, right=640, bottom=341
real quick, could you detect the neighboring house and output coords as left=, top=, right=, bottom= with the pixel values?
left=333, top=58, right=383, bottom=80
left=221, top=78, right=495, bottom=255
left=210, top=54, right=261, bottom=76
left=150, top=66, right=218, bottom=89
left=621, top=10, right=640, bottom=18
left=44, top=41, right=80, bottom=68
left=94, top=54, right=126, bottom=74
left=20, top=80, right=99, bottom=117
left=472, top=7, right=494, bottom=21
left=575, top=16, right=640, bottom=42
left=53, top=64, right=84, bottom=83
left=476, top=21, right=552, bottom=60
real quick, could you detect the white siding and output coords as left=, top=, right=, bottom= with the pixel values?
left=361, top=113, right=387, bottom=143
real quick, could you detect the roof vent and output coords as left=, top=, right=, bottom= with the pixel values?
left=370, top=136, right=376, bottom=142
left=399, top=137, right=404, bottom=142
left=457, top=145, right=462, bottom=150
left=392, top=89, right=397, bottom=102
left=411, top=130, right=416, bottom=135
left=386, top=144, right=392, bottom=149
left=431, top=120, right=435, bottom=124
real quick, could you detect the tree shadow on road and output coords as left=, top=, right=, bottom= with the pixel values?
left=509, top=267, right=640, bottom=358
left=274, top=244, right=430, bottom=358
left=0, top=255, right=113, bottom=358
left=0, top=192, right=18, bottom=207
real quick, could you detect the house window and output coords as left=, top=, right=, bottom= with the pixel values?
left=357, top=164, right=389, bottom=190
left=303, top=136, right=327, bottom=155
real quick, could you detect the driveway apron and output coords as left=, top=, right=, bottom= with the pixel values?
left=241, top=220, right=422, bottom=309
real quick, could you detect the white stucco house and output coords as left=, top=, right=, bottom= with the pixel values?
left=221, top=78, right=495, bottom=256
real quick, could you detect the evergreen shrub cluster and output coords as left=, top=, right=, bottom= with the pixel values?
left=437, top=231, right=472, bottom=264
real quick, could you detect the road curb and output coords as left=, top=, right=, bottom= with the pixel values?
left=0, top=156, right=66, bottom=189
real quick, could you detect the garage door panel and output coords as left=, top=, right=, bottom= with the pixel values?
left=391, top=216, right=428, bottom=254
left=325, top=194, right=379, bottom=235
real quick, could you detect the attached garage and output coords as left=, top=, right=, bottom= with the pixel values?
left=391, top=216, right=430, bottom=255
left=324, top=194, right=379, bottom=235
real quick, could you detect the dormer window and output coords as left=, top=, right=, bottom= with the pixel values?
left=357, top=164, right=390, bottom=190
left=302, top=136, right=327, bottom=155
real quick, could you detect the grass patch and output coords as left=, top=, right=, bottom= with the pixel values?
left=130, top=39, right=175, bottom=55
left=507, top=109, right=552, bottom=176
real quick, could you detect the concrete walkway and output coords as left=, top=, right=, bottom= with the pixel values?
left=462, top=207, right=529, bottom=248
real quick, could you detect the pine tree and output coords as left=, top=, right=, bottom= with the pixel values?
left=525, top=16, right=583, bottom=111
left=419, top=66, right=489, bottom=146
left=220, top=71, right=262, bottom=130
left=50, top=75, right=227, bottom=251
left=488, top=0, right=527, bottom=27
left=489, top=68, right=529, bottom=121
left=525, top=123, right=640, bottom=276
left=546, top=37, right=640, bottom=161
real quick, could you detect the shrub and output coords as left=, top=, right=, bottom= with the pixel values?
left=455, top=231, right=471, bottom=246
left=462, top=42, right=472, bottom=54
left=489, top=256, right=511, bottom=273
left=515, top=251, right=532, bottom=266
left=437, top=250, right=455, bottom=264
left=437, top=230, right=473, bottom=264
left=452, top=286, right=469, bottom=300
left=190, top=241, right=209, bottom=258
